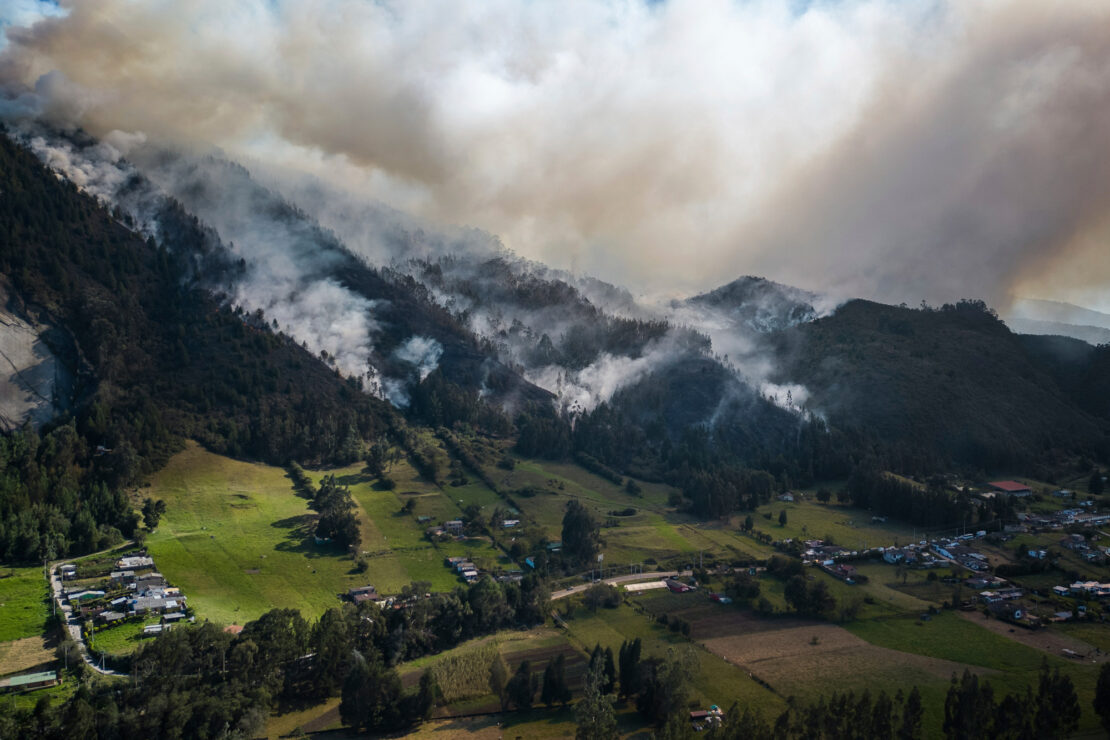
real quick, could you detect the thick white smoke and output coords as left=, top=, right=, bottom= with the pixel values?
left=3, top=0, right=1110, bottom=311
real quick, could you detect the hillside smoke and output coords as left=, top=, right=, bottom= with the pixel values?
left=2, top=1, right=1109, bottom=311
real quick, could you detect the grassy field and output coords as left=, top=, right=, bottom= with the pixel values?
left=146, top=442, right=516, bottom=624
left=0, top=634, right=55, bottom=676
left=559, top=601, right=786, bottom=715
left=0, top=565, right=49, bottom=643
left=88, top=617, right=163, bottom=656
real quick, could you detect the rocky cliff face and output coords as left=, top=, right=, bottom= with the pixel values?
left=0, top=283, right=75, bottom=431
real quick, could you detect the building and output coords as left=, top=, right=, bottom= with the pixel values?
left=444, top=520, right=464, bottom=535
left=58, top=564, right=77, bottom=580
left=0, top=671, right=58, bottom=693
left=665, top=578, right=693, bottom=593
left=347, top=585, right=379, bottom=604
left=988, top=481, right=1032, bottom=497
left=117, top=555, right=155, bottom=570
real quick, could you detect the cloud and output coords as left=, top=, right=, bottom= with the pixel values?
left=2, top=0, right=1109, bottom=309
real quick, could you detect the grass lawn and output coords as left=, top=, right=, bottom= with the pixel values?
left=88, top=616, right=163, bottom=656
left=0, top=565, right=49, bottom=642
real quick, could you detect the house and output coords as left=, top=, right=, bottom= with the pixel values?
left=110, top=570, right=136, bottom=584
left=163, top=612, right=186, bottom=622
left=130, top=596, right=183, bottom=614
left=872, top=516, right=888, bottom=523
left=1054, top=489, right=1074, bottom=499
left=58, top=564, right=77, bottom=580
left=67, top=590, right=105, bottom=603
left=883, top=550, right=904, bottom=564
left=1061, top=534, right=1087, bottom=551
left=988, top=481, right=1032, bottom=497
left=708, top=593, right=732, bottom=604
left=117, top=555, right=154, bottom=570
left=1053, top=585, right=1070, bottom=597
left=425, top=525, right=445, bottom=539
left=347, top=586, right=379, bottom=604
left=444, top=520, right=464, bottom=535
left=0, top=671, right=58, bottom=693
left=778, top=493, right=795, bottom=502
left=988, top=601, right=1024, bottom=621
left=97, top=611, right=126, bottom=624
left=545, top=541, right=563, bottom=553
left=143, top=624, right=165, bottom=635
left=445, top=556, right=466, bottom=566
left=665, top=578, right=693, bottom=593
left=502, top=519, right=520, bottom=528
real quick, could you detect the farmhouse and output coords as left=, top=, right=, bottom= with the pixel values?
left=665, top=578, right=693, bottom=593
left=346, top=585, right=380, bottom=604
left=444, top=520, right=464, bottom=536
left=0, top=671, right=58, bottom=693
left=58, top=564, right=77, bottom=580
left=988, top=481, right=1032, bottom=497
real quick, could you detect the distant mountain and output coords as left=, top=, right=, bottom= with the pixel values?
left=1006, top=317, right=1110, bottom=346
left=1010, top=298, right=1110, bottom=331
left=682, top=275, right=820, bottom=334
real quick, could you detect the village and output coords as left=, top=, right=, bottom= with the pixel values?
left=55, top=550, right=193, bottom=670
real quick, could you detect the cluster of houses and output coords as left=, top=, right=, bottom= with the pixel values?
left=445, top=555, right=482, bottom=583
left=425, top=519, right=465, bottom=540
left=1056, top=582, right=1110, bottom=599
left=60, top=554, right=189, bottom=628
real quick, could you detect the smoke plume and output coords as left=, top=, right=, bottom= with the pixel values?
left=2, top=0, right=1109, bottom=310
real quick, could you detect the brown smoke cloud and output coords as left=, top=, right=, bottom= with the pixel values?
left=2, top=0, right=1109, bottom=309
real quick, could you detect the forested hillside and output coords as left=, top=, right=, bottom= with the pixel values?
left=0, top=131, right=400, bottom=561
left=768, top=299, right=1110, bottom=472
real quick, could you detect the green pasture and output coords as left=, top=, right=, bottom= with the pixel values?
left=0, top=565, right=49, bottom=642
left=147, top=443, right=457, bottom=624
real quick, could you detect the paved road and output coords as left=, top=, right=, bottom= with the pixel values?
left=550, top=570, right=691, bottom=600
left=50, top=565, right=125, bottom=676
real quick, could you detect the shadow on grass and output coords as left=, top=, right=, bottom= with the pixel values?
left=270, top=514, right=336, bottom=559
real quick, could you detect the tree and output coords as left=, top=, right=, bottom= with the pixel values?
left=506, top=660, right=536, bottom=710
left=619, top=638, right=643, bottom=698
left=1091, top=471, right=1105, bottom=496
left=603, top=647, right=617, bottom=695
left=816, top=488, right=832, bottom=503
left=412, top=670, right=438, bottom=721
left=743, top=514, right=754, bottom=532
left=1095, top=663, right=1110, bottom=734
left=899, top=686, right=924, bottom=739
left=141, top=498, right=166, bottom=530
left=489, top=654, right=509, bottom=711
left=340, top=650, right=403, bottom=733
left=1033, top=661, right=1080, bottom=738
left=562, top=499, right=599, bottom=567
left=778, top=509, right=788, bottom=527
left=575, top=661, right=618, bottom=740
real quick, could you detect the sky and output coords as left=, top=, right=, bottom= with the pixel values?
left=1, top=0, right=1109, bottom=312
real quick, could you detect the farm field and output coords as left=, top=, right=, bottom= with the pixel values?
left=751, top=497, right=920, bottom=550
left=0, top=634, right=55, bottom=676
left=558, top=601, right=786, bottom=715
left=0, top=565, right=49, bottom=642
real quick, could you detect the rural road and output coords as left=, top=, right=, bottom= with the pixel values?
left=50, top=565, right=125, bottom=676
left=550, top=570, right=691, bottom=600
